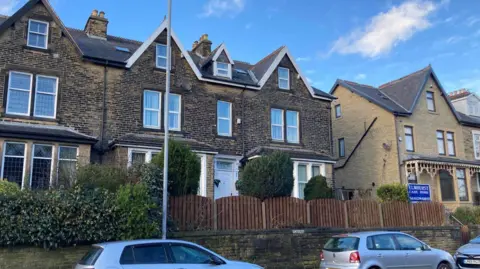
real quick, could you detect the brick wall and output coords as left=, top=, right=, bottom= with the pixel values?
left=0, top=226, right=467, bottom=269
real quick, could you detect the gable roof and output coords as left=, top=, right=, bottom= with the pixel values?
left=2, top=0, right=332, bottom=101
left=331, top=65, right=460, bottom=119
left=0, top=0, right=83, bottom=56
left=330, top=80, right=409, bottom=115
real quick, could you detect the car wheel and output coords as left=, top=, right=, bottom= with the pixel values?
left=437, top=262, right=451, bottom=269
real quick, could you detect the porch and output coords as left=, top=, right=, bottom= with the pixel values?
left=405, top=157, right=480, bottom=210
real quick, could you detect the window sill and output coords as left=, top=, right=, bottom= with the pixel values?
left=153, top=67, right=175, bottom=73
left=23, top=45, right=51, bottom=54
left=270, top=140, right=302, bottom=146
left=2, top=114, right=58, bottom=123
left=278, top=88, right=291, bottom=92
left=140, top=127, right=184, bottom=134
left=216, top=135, right=236, bottom=140
left=428, top=111, right=439, bottom=115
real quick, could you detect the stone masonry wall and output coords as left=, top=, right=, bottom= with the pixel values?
left=0, top=226, right=468, bottom=269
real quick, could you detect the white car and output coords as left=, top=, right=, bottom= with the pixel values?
left=455, top=236, right=480, bottom=268
left=75, top=239, right=263, bottom=269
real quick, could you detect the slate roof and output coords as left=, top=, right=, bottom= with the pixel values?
left=245, top=146, right=335, bottom=162
left=379, top=66, right=432, bottom=112
left=312, top=87, right=336, bottom=100
left=110, top=133, right=218, bottom=153
left=457, top=112, right=480, bottom=127
left=249, top=46, right=284, bottom=80
left=68, top=28, right=141, bottom=65
left=0, top=121, right=97, bottom=144
left=333, top=80, right=409, bottom=114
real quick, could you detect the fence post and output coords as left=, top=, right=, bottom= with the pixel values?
left=343, top=202, right=349, bottom=228
left=379, top=203, right=384, bottom=227
left=307, top=201, right=311, bottom=224
left=213, top=199, right=217, bottom=231
left=262, top=201, right=267, bottom=229
left=410, top=203, right=416, bottom=226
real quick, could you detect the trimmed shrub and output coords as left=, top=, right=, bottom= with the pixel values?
left=453, top=207, right=480, bottom=225
left=0, top=180, right=20, bottom=196
left=75, top=164, right=130, bottom=192
left=236, top=151, right=294, bottom=200
left=116, top=183, right=161, bottom=240
left=304, top=175, right=333, bottom=200
left=377, top=183, right=408, bottom=202
left=151, top=140, right=201, bottom=196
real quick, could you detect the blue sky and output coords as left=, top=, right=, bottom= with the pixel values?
left=2, top=0, right=480, bottom=93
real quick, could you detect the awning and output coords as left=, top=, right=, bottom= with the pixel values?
left=404, top=155, right=480, bottom=178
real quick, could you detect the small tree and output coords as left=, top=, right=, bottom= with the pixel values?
left=74, top=164, right=130, bottom=192
left=376, top=183, right=408, bottom=202
left=151, top=140, right=200, bottom=196
left=304, top=175, right=333, bottom=200
left=236, top=151, right=294, bottom=200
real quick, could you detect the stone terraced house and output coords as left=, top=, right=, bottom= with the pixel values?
left=331, top=65, right=480, bottom=209
left=0, top=0, right=336, bottom=199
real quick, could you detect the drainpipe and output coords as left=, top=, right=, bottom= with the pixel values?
left=99, top=62, right=108, bottom=163
left=329, top=102, right=336, bottom=191
left=393, top=114, right=403, bottom=184
left=241, top=86, right=246, bottom=158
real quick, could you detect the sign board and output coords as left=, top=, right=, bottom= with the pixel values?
left=408, top=184, right=431, bottom=202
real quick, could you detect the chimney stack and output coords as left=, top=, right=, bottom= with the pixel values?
left=192, top=34, right=212, bottom=57
left=84, top=9, right=109, bottom=39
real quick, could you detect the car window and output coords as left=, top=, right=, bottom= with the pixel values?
left=395, top=234, right=423, bottom=251
left=170, top=244, right=213, bottom=264
left=120, top=244, right=168, bottom=264
left=370, top=235, right=396, bottom=250
left=78, top=246, right=103, bottom=265
left=324, top=236, right=359, bottom=252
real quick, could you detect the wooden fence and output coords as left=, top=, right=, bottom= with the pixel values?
left=169, top=195, right=445, bottom=231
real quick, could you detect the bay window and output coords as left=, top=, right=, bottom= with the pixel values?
left=456, top=169, right=468, bottom=201
left=1, top=142, right=26, bottom=187
left=31, top=144, right=53, bottom=190
left=57, top=146, right=78, bottom=188
left=294, top=162, right=326, bottom=199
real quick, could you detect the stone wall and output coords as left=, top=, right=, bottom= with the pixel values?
left=0, top=226, right=468, bottom=269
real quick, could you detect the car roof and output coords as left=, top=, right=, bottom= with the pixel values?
left=333, top=231, right=406, bottom=238
left=94, top=239, right=195, bottom=248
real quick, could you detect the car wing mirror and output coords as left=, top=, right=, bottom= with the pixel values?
left=209, top=256, right=224, bottom=265
left=421, top=244, right=431, bottom=251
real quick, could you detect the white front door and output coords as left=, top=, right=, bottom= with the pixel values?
left=214, top=160, right=237, bottom=199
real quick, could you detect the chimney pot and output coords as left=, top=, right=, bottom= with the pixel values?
left=92, top=9, right=98, bottom=16
left=192, top=34, right=212, bottom=57
left=200, top=34, right=209, bottom=41
left=85, top=10, right=108, bottom=38
left=99, top=11, right=105, bottom=18
left=192, top=40, right=199, bottom=49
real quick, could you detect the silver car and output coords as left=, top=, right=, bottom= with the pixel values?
left=320, top=231, right=454, bottom=269
left=455, top=236, right=480, bottom=268
left=75, top=239, right=263, bottom=269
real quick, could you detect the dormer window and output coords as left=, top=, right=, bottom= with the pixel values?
left=214, top=62, right=231, bottom=78
left=156, top=44, right=167, bottom=69
left=27, top=20, right=48, bottom=49
left=278, top=67, right=290, bottom=90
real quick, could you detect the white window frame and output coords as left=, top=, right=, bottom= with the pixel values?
left=127, top=148, right=160, bottom=167
left=143, top=90, right=162, bottom=129
left=426, top=91, right=435, bottom=112
left=33, top=75, right=59, bottom=119
left=286, top=110, right=299, bottom=143
left=156, top=44, right=168, bottom=69
left=27, top=19, right=49, bottom=49
left=0, top=141, right=27, bottom=189
left=335, top=104, right=341, bottom=118
left=473, top=130, right=480, bottom=160
left=437, top=130, right=446, bottom=155
left=271, top=108, right=284, bottom=141
left=30, top=144, right=54, bottom=189
left=168, top=93, right=182, bottom=131
left=278, top=67, right=290, bottom=90
left=57, top=146, right=78, bottom=184
left=217, top=100, right=232, bottom=136
left=214, top=62, right=232, bottom=79
left=404, top=126, right=414, bottom=152
left=6, top=71, right=33, bottom=116
left=293, top=161, right=326, bottom=199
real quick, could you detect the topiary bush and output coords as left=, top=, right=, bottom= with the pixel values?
left=236, top=151, right=294, bottom=200
left=0, top=179, right=21, bottom=196
left=75, top=164, right=130, bottom=192
left=304, top=175, right=333, bottom=200
left=377, top=183, right=408, bottom=202
left=151, top=140, right=201, bottom=196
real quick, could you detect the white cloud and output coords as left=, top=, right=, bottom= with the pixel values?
left=330, top=0, right=439, bottom=58
left=296, top=57, right=311, bottom=62
left=355, top=73, right=367, bottom=80
left=245, top=22, right=253, bottom=30
left=445, top=35, right=465, bottom=44
left=199, top=0, right=245, bottom=18
left=305, top=70, right=316, bottom=74
left=466, top=16, right=480, bottom=27
left=0, top=0, right=21, bottom=15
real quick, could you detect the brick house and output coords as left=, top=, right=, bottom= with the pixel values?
left=330, top=65, right=480, bottom=209
left=0, top=0, right=336, bottom=199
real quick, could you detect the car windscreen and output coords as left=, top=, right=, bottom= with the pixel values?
left=323, top=236, right=359, bottom=252
left=471, top=237, right=480, bottom=244
left=78, top=246, right=103, bottom=265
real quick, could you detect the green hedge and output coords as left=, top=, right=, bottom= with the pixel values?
left=453, top=206, right=480, bottom=225
left=304, top=175, right=333, bottom=200
left=376, top=183, right=408, bottom=202
left=0, top=165, right=164, bottom=248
